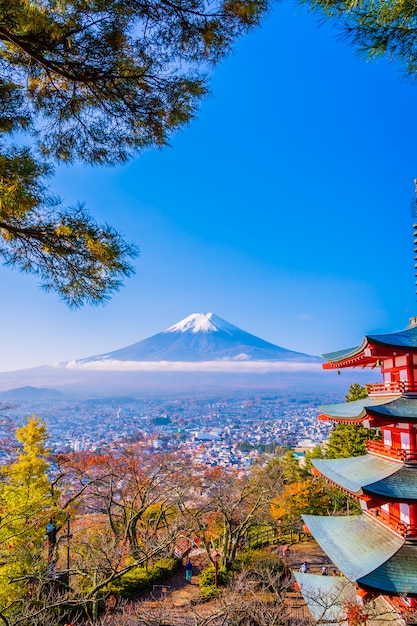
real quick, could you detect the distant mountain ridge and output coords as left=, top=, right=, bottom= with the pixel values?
left=80, top=313, right=322, bottom=364
left=0, top=385, right=65, bottom=400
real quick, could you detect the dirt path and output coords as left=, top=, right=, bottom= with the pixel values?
left=122, top=549, right=214, bottom=625
left=105, top=540, right=332, bottom=624
left=142, top=549, right=208, bottom=605
left=278, top=539, right=336, bottom=622
left=280, top=538, right=335, bottom=574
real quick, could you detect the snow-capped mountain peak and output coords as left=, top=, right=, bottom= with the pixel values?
left=164, top=313, right=236, bottom=335
left=75, top=312, right=322, bottom=364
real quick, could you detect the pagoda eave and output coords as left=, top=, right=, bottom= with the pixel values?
left=319, top=413, right=395, bottom=429
left=322, top=345, right=403, bottom=370
left=362, top=464, right=417, bottom=501
left=311, top=456, right=401, bottom=498
left=294, top=574, right=405, bottom=624
left=357, top=541, right=417, bottom=597
left=301, top=514, right=404, bottom=583
left=366, top=396, right=417, bottom=421
left=293, top=573, right=356, bottom=623
left=318, top=397, right=394, bottom=424
left=322, top=356, right=374, bottom=370
left=318, top=412, right=370, bottom=425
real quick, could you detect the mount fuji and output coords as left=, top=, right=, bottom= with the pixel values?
left=77, top=313, right=322, bottom=365
left=0, top=313, right=361, bottom=397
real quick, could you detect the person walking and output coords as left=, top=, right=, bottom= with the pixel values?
left=300, top=561, right=309, bottom=573
left=185, top=559, right=193, bottom=583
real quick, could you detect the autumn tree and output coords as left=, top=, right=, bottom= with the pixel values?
left=53, top=445, right=192, bottom=602
left=271, top=475, right=359, bottom=528
left=0, top=0, right=267, bottom=305
left=210, top=564, right=290, bottom=626
left=0, top=416, right=63, bottom=614
left=0, top=443, right=194, bottom=622
left=270, top=430, right=360, bottom=526
left=271, top=479, right=323, bottom=527
left=182, top=466, right=270, bottom=570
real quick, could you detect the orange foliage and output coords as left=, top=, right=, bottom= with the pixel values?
left=344, top=601, right=369, bottom=626
left=270, top=479, right=331, bottom=523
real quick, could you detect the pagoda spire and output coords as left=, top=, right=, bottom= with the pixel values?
left=412, top=178, right=417, bottom=299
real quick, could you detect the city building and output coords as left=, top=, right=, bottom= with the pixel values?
left=295, top=318, right=417, bottom=622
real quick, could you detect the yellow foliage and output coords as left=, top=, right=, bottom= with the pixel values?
left=0, top=417, right=62, bottom=606
left=270, top=478, right=331, bottom=524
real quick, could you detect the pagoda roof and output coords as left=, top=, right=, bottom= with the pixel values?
left=363, top=464, right=417, bottom=501
left=313, top=455, right=417, bottom=500
left=302, top=515, right=403, bottom=582
left=293, top=573, right=355, bottom=623
left=312, top=455, right=400, bottom=496
left=366, top=395, right=417, bottom=419
left=319, top=397, right=396, bottom=423
left=358, top=541, right=417, bottom=595
left=323, top=345, right=366, bottom=363
left=304, top=514, right=417, bottom=595
left=294, top=574, right=405, bottom=626
left=322, top=323, right=417, bottom=367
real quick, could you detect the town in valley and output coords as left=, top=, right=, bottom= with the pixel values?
left=0, top=391, right=340, bottom=467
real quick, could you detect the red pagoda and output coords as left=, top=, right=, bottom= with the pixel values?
left=295, top=317, right=417, bottom=622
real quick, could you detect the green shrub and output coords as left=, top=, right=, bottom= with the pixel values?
left=234, top=548, right=284, bottom=576
left=104, top=557, right=180, bottom=599
left=199, top=565, right=229, bottom=589
left=197, top=584, right=222, bottom=599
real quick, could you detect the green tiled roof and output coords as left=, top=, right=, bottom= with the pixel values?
left=323, top=324, right=417, bottom=363
left=323, top=346, right=363, bottom=362
left=365, top=465, right=417, bottom=501
left=359, top=542, right=417, bottom=596
left=368, top=325, right=417, bottom=349
left=366, top=396, right=417, bottom=420
left=319, top=397, right=396, bottom=421
left=295, top=575, right=406, bottom=625
left=294, top=573, right=355, bottom=623
left=312, top=456, right=400, bottom=495
left=302, top=515, right=403, bottom=581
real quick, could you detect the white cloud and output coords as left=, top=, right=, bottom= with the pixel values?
left=228, top=353, right=251, bottom=361
left=60, top=359, right=322, bottom=373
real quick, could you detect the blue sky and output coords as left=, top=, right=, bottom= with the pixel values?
left=1, top=2, right=417, bottom=372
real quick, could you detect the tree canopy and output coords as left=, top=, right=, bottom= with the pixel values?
left=318, top=384, right=380, bottom=458
left=0, top=0, right=267, bottom=305
left=305, top=0, right=417, bottom=77
left=345, top=383, right=368, bottom=402
left=0, top=416, right=63, bottom=607
left=325, top=422, right=371, bottom=458
left=0, top=149, right=137, bottom=306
